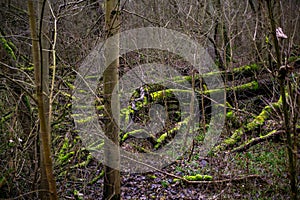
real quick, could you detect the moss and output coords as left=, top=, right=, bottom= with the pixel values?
left=120, top=107, right=131, bottom=123
left=58, top=151, right=74, bottom=165
left=184, top=174, right=212, bottom=181
left=224, top=128, right=244, bottom=145
left=66, top=82, right=75, bottom=90
left=235, top=63, right=259, bottom=72
left=0, top=112, right=13, bottom=124
left=20, top=64, right=34, bottom=71
left=173, top=178, right=181, bottom=182
left=60, top=91, right=74, bottom=99
left=88, top=141, right=104, bottom=151
left=234, top=81, right=258, bottom=91
left=58, top=138, right=74, bottom=165
left=156, top=132, right=167, bottom=143
left=89, top=170, right=104, bottom=185
left=150, top=89, right=190, bottom=101
left=224, top=138, right=236, bottom=145
left=76, top=116, right=95, bottom=124
left=121, top=129, right=149, bottom=142
left=246, top=102, right=277, bottom=131
left=200, top=81, right=259, bottom=95
left=71, top=154, right=93, bottom=168
left=96, top=105, right=104, bottom=111
left=226, top=111, right=234, bottom=118
left=78, top=89, right=88, bottom=94
left=0, top=35, right=16, bottom=60
left=147, top=174, right=157, bottom=179
left=203, top=175, right=213, bottom=181
left=232, top=130, right=278, bottom=152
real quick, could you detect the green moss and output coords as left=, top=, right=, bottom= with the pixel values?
left=78, top=89, right=88, bottom=94
left=203, top=175, right=213, bottom=181
left=20, top=64, right=34, bottom=71
left=147, top=174, right=157, bottom=179
left=76, top=116, right=95, bottom=124
left=234, top=81, right=258, bottom=91
left=58, top=151, right=74, bottom=165
left=184, top=174, right=212, bottom=181
left=226, top=111, right=234, bottom=118
left=173, top=178, right=181, bottom=182
left=224, top=138, right=236, bottom=145
left=121, top=129, right=149, bottom=142
left=58, top=138, right=74, bottom=165
left=60, top=91, right=74, bottom=99
left=246, top=102, right=277, bottom=131
left=201, top=81, right=258, bottom=95
left=89, top=170, right=104, bottom=185
left=224, top=128, right=244, bottom=145
left=156, top=133, right=167, bottom=143
left=88, top=141, right=104, bottom=151
left=71, top=154, right=93, bottom=168
left=0, top=112, right=13, bottom=124
left=96, top=105, right=104, bottom=111
left=120, top=107, right=131, bottom=123
left=0, top=35, right=16, bottom=60
left=235, top=63, right=259, bottom=72
left=66, top=82, right=75, bottom=90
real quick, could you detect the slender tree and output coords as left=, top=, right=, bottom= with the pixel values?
left=102, top=0, right=121, bottom=199
left=266, top=1, right=297, bottom=199
left=27, top=0, right=57, bottom=199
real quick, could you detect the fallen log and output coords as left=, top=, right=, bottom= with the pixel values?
left=230, top=130, right=285, bottom=153
left=213, top=96, right=283, bottom=152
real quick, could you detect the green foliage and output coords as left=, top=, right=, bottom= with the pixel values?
left=195, top=132, right=205, bottom=142
left=161, top=180, right=168, bottom=188
left=233, top=143, right=286, bottom=176
left=73, top=189, right=83, bottom=200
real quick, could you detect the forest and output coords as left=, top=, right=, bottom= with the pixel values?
left=0, top=0, right=299, bottom=199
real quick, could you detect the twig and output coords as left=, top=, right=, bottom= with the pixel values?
left=122, top=9, right=160, bottom=26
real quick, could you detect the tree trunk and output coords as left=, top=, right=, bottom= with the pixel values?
left=27, top=1, right=57, bottom=199
left=102, top=0, right=121, bottom=199
left=266, top=1, right=297, bottom=199
left=38, top=0, right=51, bottom=199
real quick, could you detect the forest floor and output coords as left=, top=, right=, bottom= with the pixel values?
left=57, top=138, right=299, bottom=200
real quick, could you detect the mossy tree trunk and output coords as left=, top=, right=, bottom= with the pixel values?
left=102, top=0, right=121, bottom=199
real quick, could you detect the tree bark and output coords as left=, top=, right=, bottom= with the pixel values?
left=103, top=0, right=121, bottom=199
left=27, top=1, right=57, bottom=199
left=266, top=1, right=297, bottom=199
